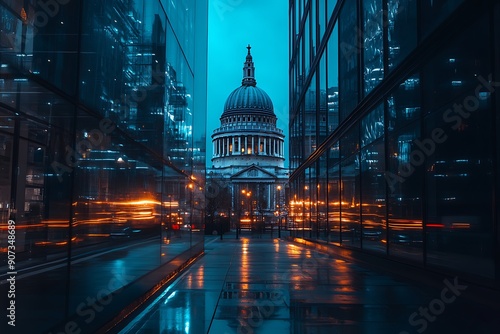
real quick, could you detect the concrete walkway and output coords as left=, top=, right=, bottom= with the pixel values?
left=118, top=235, right=499, bottom=334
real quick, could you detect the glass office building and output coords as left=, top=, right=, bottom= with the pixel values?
left=0, top=0, right=207, bottom=332
left=289, top=0, right=500, bottom=287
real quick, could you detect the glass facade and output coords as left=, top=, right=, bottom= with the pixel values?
left=0, top=0, right=207, bottom=332
left=289, top=0, right=499, bottom=286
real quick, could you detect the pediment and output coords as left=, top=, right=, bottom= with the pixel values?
left=230, top=165, right=277, bottom=180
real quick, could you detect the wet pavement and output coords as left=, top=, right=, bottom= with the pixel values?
left=0, top=237, right=197, bottom=334
left=118, top=235, right=499, bottom=334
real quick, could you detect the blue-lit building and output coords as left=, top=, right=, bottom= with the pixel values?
left=289, top=0, right=500, bottom=287
left=0, top=1, right=207, bottom=332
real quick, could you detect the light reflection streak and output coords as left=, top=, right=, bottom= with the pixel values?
left=163, top=290, right=177, bottom=304
left=241, top=238, right=249, bottom=279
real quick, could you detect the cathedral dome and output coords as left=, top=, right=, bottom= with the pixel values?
left=221, top=45, right=275, bottom=119
left=222, top=85, right=274, bottom=118
left=211, top=45, right=285, bottom=169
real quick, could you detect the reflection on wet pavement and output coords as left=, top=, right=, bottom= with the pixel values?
left=119, top=236, right=498, bottom=334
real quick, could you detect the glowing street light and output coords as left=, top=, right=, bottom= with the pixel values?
left=277, top=185, right=282, bottom=238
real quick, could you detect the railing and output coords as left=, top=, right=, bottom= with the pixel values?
left=213, top=152, right=285, bottom=157
left=213, top=124, right=284, bottom=135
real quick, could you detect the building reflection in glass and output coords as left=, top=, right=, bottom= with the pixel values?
left=288, top=0, right=497, bottom=286
left=0, top=0, right=206, bottom=332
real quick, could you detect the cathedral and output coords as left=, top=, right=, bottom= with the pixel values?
left=208, top=46, right=288, bottom=228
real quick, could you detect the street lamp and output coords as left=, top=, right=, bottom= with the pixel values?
left=238, top=189, right=251, bottom=238
left=234, top=187, right=239, bottom=239
left=188, top=183, right=194, bottom=244
left=246, top=191, right=252, bottom=231
left=277, top=185, right=282, bottom=238
left=303, top=185, right=309, bottom=239
left=316, top=183, right=320, bottom=239
left=306, top=185, right=311, bottom=238
left=168, top=194, right=172, bottom=240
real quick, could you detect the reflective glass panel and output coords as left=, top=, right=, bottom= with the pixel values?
left=388, top=75, right=421, bottom=132
left=363, top=0, right=384, bottom=96
left=387, top=123, right=423, bottom=262
left=388, top=0, right=417, bottom=70
left=327, top=24, right=339, bottom=134
left=341, top=153, right=361, bottom=248
left=361, top=139, right=386, bottom=253
left=339, top=0, right=359, bottom=120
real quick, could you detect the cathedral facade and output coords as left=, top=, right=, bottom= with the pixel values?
left=208, top=46, right=288, bottom=228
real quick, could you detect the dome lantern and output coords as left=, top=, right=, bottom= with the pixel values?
left=242, top=44, right=256, bottom=87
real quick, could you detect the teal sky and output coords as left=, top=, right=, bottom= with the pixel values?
left=206, top=0, right=289, bottom=167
